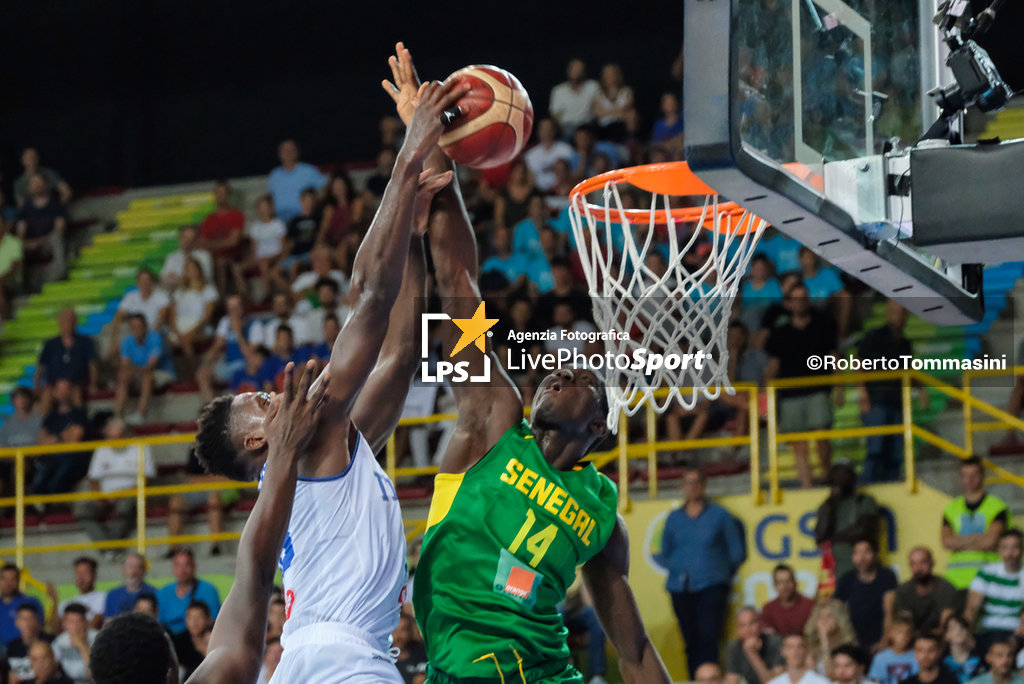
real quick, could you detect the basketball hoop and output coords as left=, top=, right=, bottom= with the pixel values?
left=568, top=162, right=769, bottom=431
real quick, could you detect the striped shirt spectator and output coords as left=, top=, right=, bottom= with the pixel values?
left=965, top=530, right=1024, bottom=646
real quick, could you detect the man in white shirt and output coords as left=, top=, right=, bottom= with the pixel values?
left=73, top=418, right=155, bottom=553
left=524, top=119, right=575, bottom=192
left=257, top=291, right=310, bottom=347
left=549, top=59, right=600, bottom=137
left=51, top=603, right=97, bottom=683
left=768, top=634, right=831, bottom=684
left=108, top=267, right=170, bottom=359
left=290, top=244, right=349, bottom=298
left=160, top=225, right=213, bottom=290
left=48, top=558, right=107, bottom=630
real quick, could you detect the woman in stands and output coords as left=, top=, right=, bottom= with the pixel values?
left=168, top=256, right=218, bottom=376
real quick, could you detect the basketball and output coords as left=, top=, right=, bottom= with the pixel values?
left=439, top=65, right=534, bottom=169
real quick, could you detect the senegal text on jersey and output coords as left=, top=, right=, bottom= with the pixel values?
left=498, top=457, right=598, bottom=546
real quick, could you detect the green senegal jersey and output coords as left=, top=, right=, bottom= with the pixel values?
left=413, top=419, right=619, bottom=679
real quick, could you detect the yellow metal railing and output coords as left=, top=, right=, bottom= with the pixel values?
left=3, top=366, right=1023, bottom=565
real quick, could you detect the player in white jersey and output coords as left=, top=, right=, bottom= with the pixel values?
left=192, top=78, right=471, bottom=682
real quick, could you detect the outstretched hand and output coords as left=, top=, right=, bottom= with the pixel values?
left=382, top=41, right=422, bottom=126
left=403, top=78, right=471, bottom=163
left=413, top=168, right=453, bottom=235
left=263, top=361, right=329, bottom=460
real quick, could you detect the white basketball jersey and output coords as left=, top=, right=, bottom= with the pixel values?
left=271, top=431, right=407, bottom=651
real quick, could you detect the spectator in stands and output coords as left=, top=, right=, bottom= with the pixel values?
left=869, top=619, right=919, bottom=684
left=651, top=92, right=685, bottom=154
left=114, top=313, right=176, bottom=424
left=660, top=468, right=747, bottom=678
left=762, top=563, right=815, bottom=637
left=23, top=641, right=71, bottom=684
left=536, top=258, right=589, bottom=328
left=835, top=539, right=897, bottom=653
left=267, top=139, right=326, bottom=222
left=942, top=456, right=1009, bottom=591
left=35, top=308, right=97, bottom=411
left=197, top=294, right=262, bottom=403
left=319, top=171, right=365, bottom=250
left=725, top=606, right=785, bottom=684
left=132, top=593, right=158, bottom=619
left=295, top=313, right=338, bottom=366
left=199, top=180, right=246, bottom=295
left=549, top=59, right=600, bottom=137
left=697, top=663, right=726, bottom=684
left=258, top=637, right=284, bottom=684
left=798, top=247, right=851, bottom=338
left=171, top=600, right=212, bottom=678
left=6, top=604, right=54, bottom=683
left=257, top=291, right=307, bottom=348
left=108, top=268, right=170, bottom=360
left=298, top=278, right=350, bottom=344
left=964, top=529, right=1024, bottom=654
left=967, top=639, right=1024, bottom=684
left=50, top=604, right=94, bottom=684
left=49, top=558, right=105, bottom=629
left=33, top=379, right=89, bottom=495
left=0, top=565, right=45, bottom=646
left=902, top=634, right=959, bottom=684
left=167, top=256, right=219, bottom=376
left=765, top=283, right=837, bottom=487
left=266, top=597, right=286, bottom=640
left=804, top=599, right=856, bottom=678
left=494, top=161, right=536, bottom=232
left=569, top=125, right=621, bottom=180
left=767, top=633, right=830, bottom=684
left=481, top=226, right=528, bottom=293
left=365, top=148, right=396, bottom=199
left=512, top=194, right=552, bottom=259
left=756, top=230, right=802, bottom=275
left=592, top=63, right=636, bottom=142
left=156, top=549, right=220, bottom=635
left=74, top=419, right=154, bottom=552
left=291, top=244, right=349, bottom=301
left=392, top=613, right=428, bottom=684
left=857, top=301, right=912, bottom=483
left=0, top=225, right=24, bottom=320
left=814, top=464, right=879, bottom=580
left=13, top=149, right=71, bottom=208
left=889, top=546, right=961, bottom=637
left=753, top=272, right=804, bottom=350
left=562, top=577, right=607, bottom=684
left=159, top=225, right=213, bottom=292
left=15, top=174, right=67, bottom=292
left=259, top=326, right=296, bottom=392
left=283, top=187, right=322, bottom=279
left=524, top=119, right=575, bottom=193
left=0, top=388, right=43, bottom=492
left=547, top=158, right=576, bottom=202
left=167, top=449, right=230, bottom=557
left=234, top=194, right=289, bottom=301
left=831, top=644, right=870, bottom=684
left=103, top=553, right=156, bottom=618
left=739, top=254, right=784, bottom=335
left=544, top=302, right=600, bottom=357
left=943, top=615, right=983, bottom=683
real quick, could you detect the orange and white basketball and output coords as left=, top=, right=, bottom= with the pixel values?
left=439, top=65, right=534, bottom=169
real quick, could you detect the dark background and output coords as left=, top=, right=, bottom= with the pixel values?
left=0, top=0, right=1018, bottom=192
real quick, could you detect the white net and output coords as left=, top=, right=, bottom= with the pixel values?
left=569, top=176, right=768, bottom=431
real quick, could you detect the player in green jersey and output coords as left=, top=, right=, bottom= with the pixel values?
left=383, top=43, right=672, bottom=684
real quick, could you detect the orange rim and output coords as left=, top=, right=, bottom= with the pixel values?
left=569, top=161, right=761, bottom=234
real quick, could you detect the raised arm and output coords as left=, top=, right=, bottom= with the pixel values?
left=383, top=41, right=523, bottom=474
left=582, top=518, right=671, bottom=684
left=324, top=79, right=468, bottom=420
left=188, top=363, right=327, bottom=684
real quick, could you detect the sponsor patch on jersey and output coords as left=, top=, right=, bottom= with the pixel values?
left=493, top=548, right=541, bottom=608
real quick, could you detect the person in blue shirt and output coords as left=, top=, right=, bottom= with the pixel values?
left=267, top=139, right=326, bottom=223
left=230, top=347, right=269, bottom=394
left=756, top=232, right=802, bottom=274
left=295, top=313, right=339, bottom=366
left=114, top=314, right=176, bottom=424
left=651, top=92, right=685, bottom=150
left=658, top=468, right=747, bottom=679
left=740, top=254, right=786, bottom=337
left=481, top=226, right=530, bottom=287
left=103, top=552, right=157, bottom=618
left=157, top=548, right=221, bottom=636
left=0, top=564, right=44, bottom=646
left=197, top=294, right=261, bottom=403
left=799, top=247, right=844, bottom=301
left=511, top=195, right=553, bottom=259
left=259, top=325, right=296, bottom=392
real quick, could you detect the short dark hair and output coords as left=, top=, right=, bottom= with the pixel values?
left=136, top=267, right=157, bottom=281
left=270, top=596, right=286, bottom=607
left=300, top=186, right=318, bottom=198
left=90, top=613, right=176, bottom=684
left=323, top=313, right=339, bottom=326
left=853, top=538, right=879, bottom=553
left=12, top=387, right=34, bottom=404
left=1, top=563, right=20, bottom=577
left=960, top=455, right=984, bottom=471
left=134, top=593, right=158, bottom=610
left=16, top=603, right=39, bottom=616
left=773, top=563, right=795, bottom=580
left=128, top=313, right=147, bottom=326
left=276, top=324, right=294, bottom=338
left=987, top=637, right=1017, bottom=655
left=831, top=644, right=867, bottom=667
left=63, top=602, right=87, bottom=618
left=74, top=556, right=98, bottom=573
left=999, top=528, right=1024, bottom=545
left=315, top=277, right=339, bottom=294
left=186, top=600, right=210, bottom=617
left=195, top=394, right=248, bottom=479
left=914, top=633, right=943, bottom=647
left=172, top=548, right=195, bottom=563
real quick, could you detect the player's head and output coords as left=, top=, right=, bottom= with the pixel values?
left=531, top=369, right=609, bottom=455
left=195, top=388, right=283, bottom=480
left=91, top=612, right=180, bottom=684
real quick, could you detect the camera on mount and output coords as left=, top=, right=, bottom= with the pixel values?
left=929, top=0, right=1014, bottom=115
